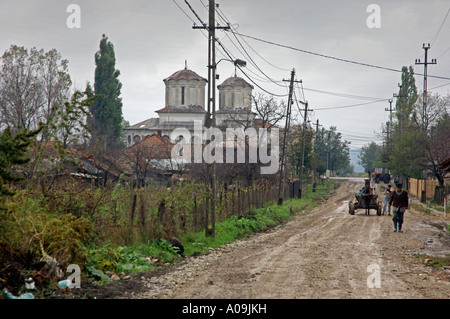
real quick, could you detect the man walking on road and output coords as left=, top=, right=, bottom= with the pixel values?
left=382, top=185, right=392, bottom=215
left=389, top=183, right=409, bottom=232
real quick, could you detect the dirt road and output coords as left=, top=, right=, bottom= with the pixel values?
left=135, top=179, right=450, bottom=299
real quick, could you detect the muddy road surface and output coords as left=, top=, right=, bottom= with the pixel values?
left=134, top=180, right=450, bottom=299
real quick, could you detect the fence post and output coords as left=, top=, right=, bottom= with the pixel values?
left=193, top=195, right=198, bottom=232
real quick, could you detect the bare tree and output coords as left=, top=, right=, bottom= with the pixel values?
left=0, top=45, right=72, bottom=134
left=252, top=93, right=286, bottom=129
left=122, top=135, right=175, bottom=187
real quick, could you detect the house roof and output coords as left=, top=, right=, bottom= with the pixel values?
left=29, top=141, right=79, bottom=159
left=438, top=157, right=450, bottom=172
left=122, top=134, right=175, bottom=160
left=125, top=118, right=159, bottom=130
left=254, top=118, right=280, bottom=129
left=163, top=68, right=207, bottom=82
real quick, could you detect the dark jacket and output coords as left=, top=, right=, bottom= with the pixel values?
left=389, top=189, right=409, bottom=208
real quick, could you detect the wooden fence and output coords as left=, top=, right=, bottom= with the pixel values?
left=189, top=180, right=299, bottom=233
left=408, top=178, right=447, bottom=202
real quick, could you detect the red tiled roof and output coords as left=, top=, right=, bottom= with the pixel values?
left=123, top=134, right=174, bottom=159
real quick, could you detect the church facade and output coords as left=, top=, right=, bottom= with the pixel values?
left=124, top=66, right=256, bottom=147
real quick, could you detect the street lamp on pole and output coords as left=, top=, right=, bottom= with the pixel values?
left=206, top=57, right=246, bottom=238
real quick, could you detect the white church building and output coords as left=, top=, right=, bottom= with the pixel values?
left=124, top=66, right=256, bottom=147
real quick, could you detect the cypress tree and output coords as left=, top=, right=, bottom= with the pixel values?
left=90, top=34, right=124, bottom=149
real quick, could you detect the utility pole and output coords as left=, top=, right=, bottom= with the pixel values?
left=278, top=69, right=296, bottom=205
left=313, top=119, right=322, bottom=186
left=327, top=131, right=331, bottom=175
left=298, top=100, right=313, bottom=194
left=384, top=99, right=393, bottom=143
left=191, top=0, right=230, bottom=237
left=415, top=43, right=437, bottom=131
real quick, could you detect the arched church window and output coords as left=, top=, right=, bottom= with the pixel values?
left=133, top=135, right=141, bottom=143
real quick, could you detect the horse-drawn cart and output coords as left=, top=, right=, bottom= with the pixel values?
left=348, top=193, right=381, bottom=215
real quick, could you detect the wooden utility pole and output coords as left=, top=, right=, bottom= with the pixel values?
left=415, top=43, right=437, bottom=131
left=298, top=100, right=313, bottom=192
left=278, top=69, right=296, bottom=205
left=191, top=0, right=229, bottom=237
left=384, top=98, right=393, bottom=143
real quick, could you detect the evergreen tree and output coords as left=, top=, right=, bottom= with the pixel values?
left=89, top=34, right=124, bottom=150
left=0, top=126, right=40, bottom=199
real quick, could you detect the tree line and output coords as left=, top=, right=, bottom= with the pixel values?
left=359, top=66, right=449, bottom=188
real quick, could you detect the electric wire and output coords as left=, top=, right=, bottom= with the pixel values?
left=230, top=31, right=450, bottom=81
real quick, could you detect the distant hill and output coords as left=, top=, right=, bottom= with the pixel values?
left=349, top=149, right=365, bottom=173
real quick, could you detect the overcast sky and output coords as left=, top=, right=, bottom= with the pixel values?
left=1, top=0, right=449, bottom=149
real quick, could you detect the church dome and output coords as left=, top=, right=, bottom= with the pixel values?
left=163, top=66, right=207, bottom=109
left=164, top=68, right=207, bottom=82
left=217, top=76, right=253, bottom=89
left=217, top=76, right=253, bottom=110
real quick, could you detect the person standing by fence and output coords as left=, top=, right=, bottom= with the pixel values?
left=382, top=185, right=392, bottom=216
left=389, top=183, right=409, bottom=232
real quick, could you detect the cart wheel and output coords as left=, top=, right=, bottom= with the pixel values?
left=349, top=202, right=355, bottom=215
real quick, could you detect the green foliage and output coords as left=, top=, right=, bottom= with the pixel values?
left=46, top=90, right=98, bottom=149
left=415, top=254, right=450, bottom=269
left=181, top=180, right=337, bottom=256
left=395, top=66, right=418, bottom=127
left=89, top=34, right=124, bottom=150
left=315, top=127, right=350, bottom=174
left=358, top=141, right=384, bottom=173
left=0, top=126, right=40, bottom=199
left=85, top=239, right=182, bottom=276
left=0, top=190, right=93, bottom=266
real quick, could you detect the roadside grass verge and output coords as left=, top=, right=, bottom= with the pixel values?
left=415, top=254, right=450, bottom=269
left=181, top=180, right=338, bottom=256
left=85, top=180, right=338, bottom=278
left=410, top=203, right=433, bottom=215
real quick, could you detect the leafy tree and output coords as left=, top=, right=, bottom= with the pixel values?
left=89, top=34, right=124, bottom=150
left=288, top=124, right=313, bottom=177
left=358, top=141, right=383, bottom=173
left=327, top=127, right=351, bottom=173
left=394, top=66, right=418, bottom=135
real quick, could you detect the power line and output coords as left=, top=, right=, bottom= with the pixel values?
left=229, top=31, right=450, bottom=81
left=180, top=0, right=288, bottom=98
left=301, top=87, right=385, bottom=101
left=430, top=7, right=450, bottom=46
left=214, top=3, right=291, bottom=72
left=313, top=98, right=389, bottom=111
